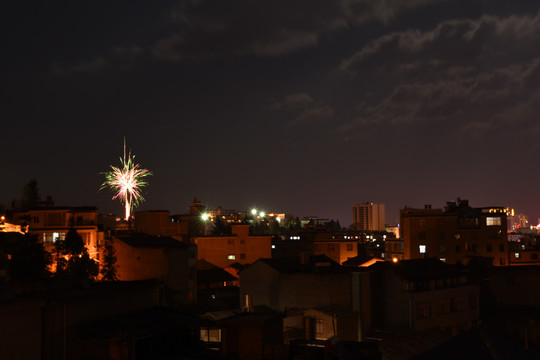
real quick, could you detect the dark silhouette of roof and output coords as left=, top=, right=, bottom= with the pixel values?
left=370, top=258, right=465, bottom=281
left=249, top=254, right=344, bottom=274
left=413, top=327, right=539, bottom=360
left=115, top=234, right=189, bottom=249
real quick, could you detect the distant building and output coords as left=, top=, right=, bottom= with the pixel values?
left=134, top=210, right=187, bottom=238
left=400, top=199, right=508, bottom=266
left=352, top=203, right=385, bottom=231
left=310, top=233, right=358, bottom=264
left=193, top=224, right=272, bottom=268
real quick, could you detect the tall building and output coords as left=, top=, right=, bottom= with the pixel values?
left=352, top=202, right=385, bottom=231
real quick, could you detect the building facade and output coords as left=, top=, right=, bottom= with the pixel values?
left=193, top=224, right=272, bottom=268
left=10, top=207, right=102, bottom=261
left=352, top=203, right=385, bottom=231
left=400, top=199, right=508, bottom=266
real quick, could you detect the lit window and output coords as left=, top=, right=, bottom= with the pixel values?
left=228, top=254, right=236, bottom=260
left=271, top=245, right=276, bottom=249
left=419, top=245, right=426, bottom=254
left=486, top=217, right=501, bottom=226
left=316, top=319, right=323, bottom=333
left=515, top=253, right=520, bottom=259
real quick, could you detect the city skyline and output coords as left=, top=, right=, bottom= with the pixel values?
left=3, top=1, right=540, bottom=225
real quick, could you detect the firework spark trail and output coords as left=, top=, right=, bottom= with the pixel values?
left=101, top=151, right=152, bottom=221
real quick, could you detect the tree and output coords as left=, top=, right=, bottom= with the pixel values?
left=211, top=217, right=231, bottom=236
left=54, top=228, right=98, bottom=285
left=20, top=179, right=40, bottom=208
left=0, top=233, right=51, bottom=283
left=100, top=238, right=118, bottom=281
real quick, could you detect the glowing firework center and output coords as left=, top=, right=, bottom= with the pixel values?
left=101, top=149, right=152, bottom=221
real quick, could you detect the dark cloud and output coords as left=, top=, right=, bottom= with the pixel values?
left=152, top=0, right=445, bottom=61
left=342, top=11, right=540, bottom=77
left=270, top=93, right=315, bottom=110
left=272, top=93, right=335, bottom=126
left=52, top=57, right=108, bottom=76
left=338, top=11, right=540, bottom=136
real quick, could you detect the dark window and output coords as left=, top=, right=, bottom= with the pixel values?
left=416, top=302, right=431, bottom=320
left=228, top=239, right=234, bottom=244
left=532, top=253, right=538, bottom=260
left=469, top=294, right=477, bottom=310
left=440, top=245, right=446, bottom=253
left=486, top=245, right=492, bottom=252
left=419, top=232, right=426, bottom=241
left=455, top=245, right=461, bottom=253
left=346, top=244, right=353, bottom=251
left=240, top=253, right=246, bottom=259
left=499, top=244, right=505, bottom=252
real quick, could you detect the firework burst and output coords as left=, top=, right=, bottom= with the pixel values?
left=101, top=147, right=152, bottom=221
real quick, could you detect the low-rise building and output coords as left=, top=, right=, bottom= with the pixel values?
left=10, top=206, right=103, bottom=261
left=193, top=224, right=271, bottom=268
left=114, top=234, right=197, bottom=304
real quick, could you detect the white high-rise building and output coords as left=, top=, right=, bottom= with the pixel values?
left=352, top=202, right=385, bottom=231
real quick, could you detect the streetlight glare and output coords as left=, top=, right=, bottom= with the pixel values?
left=201, top=213, right=209, bottom=221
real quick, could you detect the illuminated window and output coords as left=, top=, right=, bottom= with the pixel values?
left=486, top=217, right=501, bottom=226
left=419, top=245, right=426, bottom=254
left=271, top=244, right=276, bottom=249
left=316, top=319, right=323, bottom=333
left=228, top=254, right=236, bottom=260
left=515, top=253, right=520, bottom=259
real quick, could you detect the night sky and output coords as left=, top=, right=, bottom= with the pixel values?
left=3, top=1, right=540, bottom=226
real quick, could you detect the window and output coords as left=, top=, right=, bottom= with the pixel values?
left=240, top=253, right=246, bottom=260
left=515, top=253, right=520, bottom=259
left=417, top=302, right=431, bottom=320
left=469, top=294, right=477, bottom=310
left=419, top=232, right=426, bottom=241
left=227, top=254, right=236, bottom=260
left=347, top=244, right=353, bottom=251
left=440, top=245, right=446, bottom=253
left=455, top=245, right=461, bottom=253
left=500, top=257, right=505, bottom=265
left=240, top=239, right=245, bottom=244
left=532, top=253, right=538, bottom=260
left=499, top=244, right=505, bottom=252
left=227, top=239, right=234, bottom=244
left=316, top=319, right=323, bottom=333
left=328, top=245, right=335, bottom=251
left=486, top=217, right=501, bottom=226
left=486, top=245, right=492, bottom=252
left=419, top=245, right=426, bottom=254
